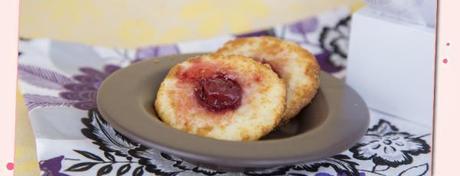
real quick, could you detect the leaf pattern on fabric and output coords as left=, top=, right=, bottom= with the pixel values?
left=73, top=150, right=104, bottom=161
left=398, top=163, right=429, bottom=176
left=66, top=162, right=98, bottom=172
left=293, top=155, right=360, bottom=175
left=116, top=164, right=131, bottom=175
left=133, top=147, right=225, bottom=176
left=97, top=164, right=113, bottom=175
left=244, top=165, right=293, bottom=176
left=78, top=109, right=186, bottom=176
left=60, top=64, right=121, bottom=110
left=69, top=108, right=432, bottom=176
left=131, top=147, right=185, bottom=174
left=81, top=109, right=140, bottom=157
left=64, top=149, right=143, bottom=175
left=23, top=94, right=75, bottom=110
left=18, top=64, right=74, bottom=90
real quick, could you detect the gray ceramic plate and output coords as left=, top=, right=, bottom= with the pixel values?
left=97, top=53, right=370, bottom=171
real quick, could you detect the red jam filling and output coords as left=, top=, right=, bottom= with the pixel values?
left=194, top=74, right=242, bottom=112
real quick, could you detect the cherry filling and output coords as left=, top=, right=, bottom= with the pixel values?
left=194, top=74, right=242, bottom=112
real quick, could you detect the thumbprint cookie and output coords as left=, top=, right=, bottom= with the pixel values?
left=216, top=36, right=320, bottom=122
left=154, top=55, right=286, bottom=141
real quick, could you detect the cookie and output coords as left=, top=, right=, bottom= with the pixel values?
left=155, top=54, right=286, bottom=141
left=216, top=36, right=320, bottom=122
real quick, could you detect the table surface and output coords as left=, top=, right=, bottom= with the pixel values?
left=16, top=0, right=363, bottom=175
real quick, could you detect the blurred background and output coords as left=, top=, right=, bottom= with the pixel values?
left=17, top=0, right=363, bottom=175
left=19, top=0, right=363, bottom=48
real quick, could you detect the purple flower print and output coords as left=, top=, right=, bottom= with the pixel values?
left=39, top=156, right=69, bottom=176
left=289, top=17, right=319, bottom=35
left=315, top=52, right=343, bottom=73
left=134, top=44, right=179, bottom=62
left=23, top=94, right=75, bottom=110
left=18, top=64, right=75, bottom=90
left=59, top=65, right=120, bottom=110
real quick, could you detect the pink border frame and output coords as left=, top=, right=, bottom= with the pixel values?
left=432, top=0, right=459, bottom=175
left=0, top=0, right=19, bottom=175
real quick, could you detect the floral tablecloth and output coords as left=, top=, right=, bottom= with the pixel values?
left=18, top=8, right=431, bottom=176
